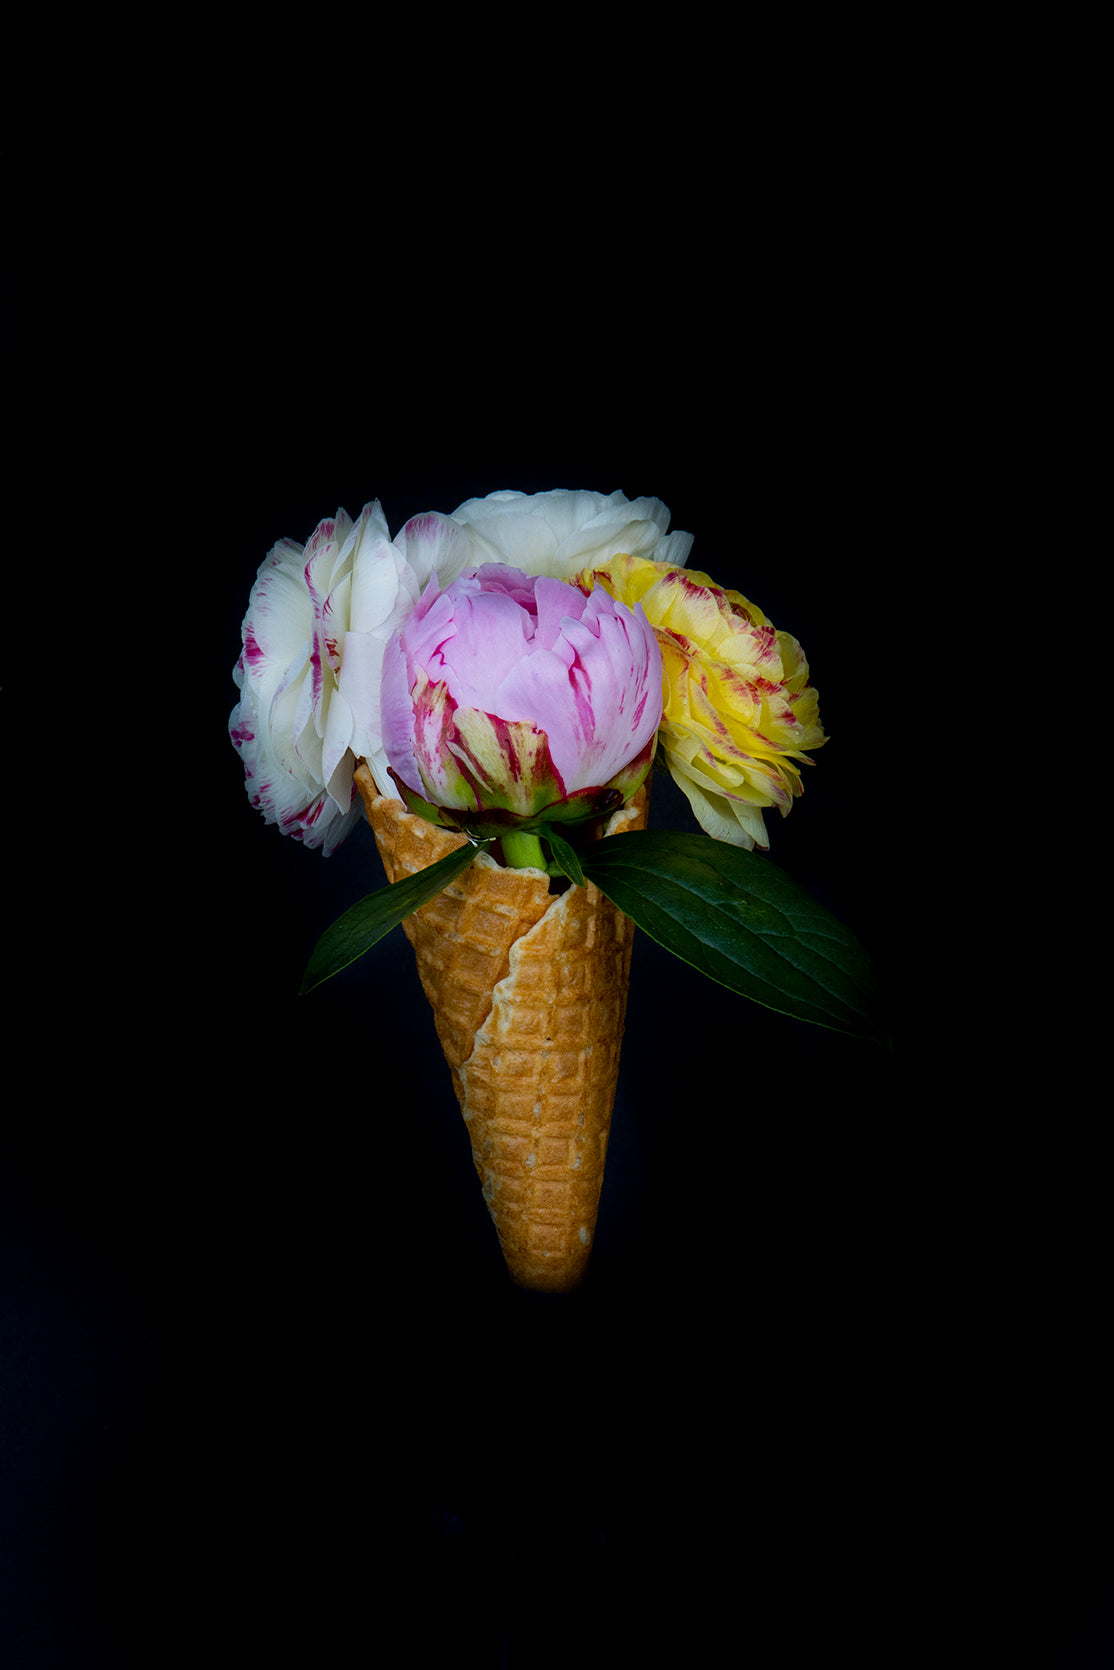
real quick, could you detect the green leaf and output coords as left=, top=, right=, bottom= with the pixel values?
left=581, top=831, right=888, bottom=1044
left=299, top=839, right=488, bottom=995
left=538, top=823, right=586, bottom=888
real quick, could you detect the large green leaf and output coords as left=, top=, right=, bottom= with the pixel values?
left=581, top=831, right=888, bottom=1044
left=299, top=839, right=487, bottom=995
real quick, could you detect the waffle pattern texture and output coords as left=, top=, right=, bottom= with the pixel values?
left=355, top=762, right=646, bottom=1290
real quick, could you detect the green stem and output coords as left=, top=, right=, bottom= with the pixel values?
left=500, top=829, right=547, bottom=870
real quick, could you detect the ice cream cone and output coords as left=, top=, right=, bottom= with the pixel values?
left=354, top=760, right=647, bottom=1291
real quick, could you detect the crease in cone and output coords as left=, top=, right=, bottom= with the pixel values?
left=354, top=760, right=647, bottom=1292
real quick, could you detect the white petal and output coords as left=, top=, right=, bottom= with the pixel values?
left=359, top=745, right=395, bottom=800
left=340, top=500, right=392, bottom=568
left=350, top=540, right=419, bottom=635
left=320, top=683, right=355, bottom=809
left=338, top=630, right=386, bottom=765
left=395, top=511, right=484, bottom=590
left=319, top=796, right=362, bottom=856
left=654, top=529, right=694, bottom=568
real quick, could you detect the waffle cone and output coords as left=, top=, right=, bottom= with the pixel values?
left=354, top=761, right=646, bottom=1291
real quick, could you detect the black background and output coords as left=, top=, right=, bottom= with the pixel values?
left=3, top=160, right=1110, bottom=1665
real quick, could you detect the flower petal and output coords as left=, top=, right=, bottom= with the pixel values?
left=663, top=749, right=771, bottom=849
left=394, top=510, right=486, bottom=590
left=448, top=704, right=565, bottom=817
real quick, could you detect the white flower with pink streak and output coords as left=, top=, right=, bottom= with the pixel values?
left=229, top=502, right=418, bottom=853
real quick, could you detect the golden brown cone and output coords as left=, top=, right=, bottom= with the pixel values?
left=354, top=761, right=647, bottom=1291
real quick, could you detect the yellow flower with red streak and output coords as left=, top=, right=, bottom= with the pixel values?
left=576, top=554, right=826, bottom=849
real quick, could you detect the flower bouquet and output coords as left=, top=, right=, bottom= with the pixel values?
left=230, top=489, right=885, bottom=1291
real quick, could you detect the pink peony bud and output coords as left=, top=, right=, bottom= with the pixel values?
left=380, top=565, right=663, bottom=836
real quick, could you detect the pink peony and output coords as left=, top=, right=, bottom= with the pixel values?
left=380, top=565, right=663, bottom=835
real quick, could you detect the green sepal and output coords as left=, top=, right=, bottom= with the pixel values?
left=580, top=831, right=889, bottom=1045
left=299, top=838, right=489, bottom=995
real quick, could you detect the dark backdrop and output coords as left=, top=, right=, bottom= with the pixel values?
left=3, top=249, right=1108, bottom=1667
